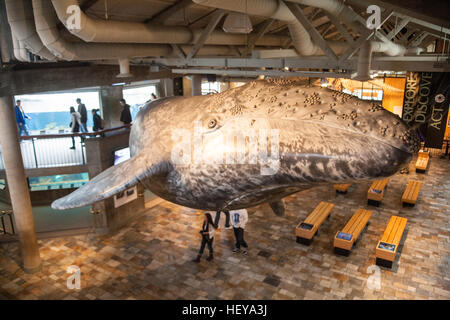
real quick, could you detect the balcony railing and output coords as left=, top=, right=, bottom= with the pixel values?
left=0, top=125, right=131, bottom=170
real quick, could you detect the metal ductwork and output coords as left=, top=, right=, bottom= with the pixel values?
left=11, top=34, right=28, bottom=62
left=193, top=0, right=421, bottom=57
left=354, top=40, right=372, bottom=81
left=33, top=0, right=261, bottom=61
left=286, top=0, right=364, bottom=29
left=32, top=0, right=173, bottom=61
left=50, top=0, right=288, bottom=47
left=285, top=0, right=422, bottom=56
left=5, top=0, right=55, bottom=60
left=193, top=0, right=323, bottom=55
left=117, top=59, right=132, bottom=78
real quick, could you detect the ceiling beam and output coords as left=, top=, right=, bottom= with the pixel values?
left=285, top=2, right=338, bottom=62
left=153, top=55, right=449, bottom=73
left=172, top=68, right=352, bottom=78
left=338, top=9, right=394, bottom=62
left=228, top=45, right=242, bottom=57
left=186, top=9, right=226, bottom=60
left=80, top=0, right=99, bottom=11
left=324, top=12, right=354, bottom=44
left=244, top=19, right=275, bottom=56
left=409, top=31, right=429, bottom=47
left=147, top=0, right=193, bottom=24
left=171, top=44, right=186, bottom=59
left=399, top=28, right=416, bottom=45
left=386, top=18, right=410, bottom=40
left=0, top=65, right=174, bottom=96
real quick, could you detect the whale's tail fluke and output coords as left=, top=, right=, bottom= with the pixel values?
left=51, top=151, right=167, bottom=210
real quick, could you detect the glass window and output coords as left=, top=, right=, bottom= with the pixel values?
left=0, top=179, right=5, bottom=190
left=123, top=85, right=158, bottom=120
left=201, top=82, right=221, bottom=95
left=15, top=91, right=100, bottom=134
left=28, top=173, right=89, bottom=191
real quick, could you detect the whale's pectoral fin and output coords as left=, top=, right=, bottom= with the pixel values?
left=269, top=199, right=285, bottom=217
left=51, top=152, right=166, bottom=210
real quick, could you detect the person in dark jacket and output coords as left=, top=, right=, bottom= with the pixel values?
left=91, top=109, right=103, bottom=132
left=69, top=106, right=82, bottom=149
left=193, top=212, right=218, bottom=263
left=14, top=100, right=31, bottom=136
left=119, top=98, right=132, bottom=125
left=76, top=98, right=88, bottom=133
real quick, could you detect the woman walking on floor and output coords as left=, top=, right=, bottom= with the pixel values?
left=193, top=212, right=217, bottom=263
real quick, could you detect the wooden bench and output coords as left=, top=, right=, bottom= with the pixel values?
left=295, top=201, right=334, bottom=245
left=334, top=184, right=352, bottom=194
left=367, top=178, right=389, bottom=206
left=401, top=180, right=422, bottom=207
left=333, top=209, right=372, bottom=256
left=415, top=151, right=429, bottom=173
left=376, top=216, right=407, bottom=268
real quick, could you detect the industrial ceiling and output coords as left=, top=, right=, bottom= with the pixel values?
left=1, top=0, right=449, bottom=82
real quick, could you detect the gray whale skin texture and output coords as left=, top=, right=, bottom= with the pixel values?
left=52, top=79, right=420, bottom=215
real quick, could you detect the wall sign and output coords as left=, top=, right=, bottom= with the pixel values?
left=402, top=72, right=450, bottom=148
left=114, top=186, right=138, bottom=208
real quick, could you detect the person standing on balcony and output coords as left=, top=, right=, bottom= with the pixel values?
left=119, top=98, right=132, bottom=125
left=69, top=106, right=82, bottom=150
left=14, top=100, right=31, bottom=136
left=92, top=109, right=103, bottom=132
left=76, top=98, right=88, bottom=133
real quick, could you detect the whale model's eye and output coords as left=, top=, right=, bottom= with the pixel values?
left=208, top=119, right=217, bottom=128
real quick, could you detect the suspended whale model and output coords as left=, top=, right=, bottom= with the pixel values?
left=52, top=79, right=420, bottom=215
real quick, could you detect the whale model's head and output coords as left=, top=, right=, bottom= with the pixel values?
left=52, top=79, right=420, bottom=211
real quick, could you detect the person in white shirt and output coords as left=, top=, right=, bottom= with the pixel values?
left=230, top=209, right=249, bottom=254
left=193, top=212, right=217, bottom=263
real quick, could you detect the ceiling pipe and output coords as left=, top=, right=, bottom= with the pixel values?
left=5, top=0, right=55, bottom=60
left=193, top=0, right=323, bottom=55
left=0, top=0, right=14, bottom=63
left=33, top=0, right=257, bottom=61
left=117, top=59, right=132, bottom=78
left=32, top=0, right=172, bottom=61
left=50, top=0, right=288, bottom=47
left=285, top=0, right=423, bottom=56
left=353, top=40, right=372, bottom=81
left=11, top=34, right=28, bottom=62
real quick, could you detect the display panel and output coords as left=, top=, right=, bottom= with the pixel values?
left=114, top=147, right=130, bottom=165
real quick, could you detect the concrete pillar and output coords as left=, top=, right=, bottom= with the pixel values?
left=192, top=75, right=202, bottom=96
left=183, top=77, right=192, bottom=97
left=0, top=96, right=41, bottom=273
left=161, top=78, right=174, bottom=97
left=100, top=85, right=123, bottom=129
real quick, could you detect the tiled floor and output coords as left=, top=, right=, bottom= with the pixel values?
left=0, top=155, right=449, bottom=300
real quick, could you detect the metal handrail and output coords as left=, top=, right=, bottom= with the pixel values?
left=19, top=124, right=132, bottom=140
left=0, top=124, right=132, bottom=171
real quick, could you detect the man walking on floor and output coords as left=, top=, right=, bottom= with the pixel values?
left=230, top=209, right=249, bottom=255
